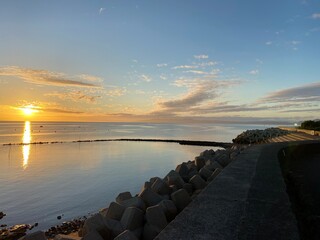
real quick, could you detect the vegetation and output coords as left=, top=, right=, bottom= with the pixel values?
left=300, top=120, right=320, bottom=131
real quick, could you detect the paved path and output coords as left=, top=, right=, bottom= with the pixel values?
left=268, top=132, right=320, bottom=143
left=156, top=142, right=302, bottom=240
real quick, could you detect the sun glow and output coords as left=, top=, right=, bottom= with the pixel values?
left=20, top=105, right=39, bottom=116
left=22, top=121, right=31, bottom=169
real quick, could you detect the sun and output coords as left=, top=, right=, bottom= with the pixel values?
left=20, top=105, right=39, bottom=116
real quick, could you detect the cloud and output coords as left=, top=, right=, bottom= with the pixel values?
left=256, top=59, right=263, bottom=64
left=99, top=8, right=106, bottom=14
left=156, top=63, right=168, bottom=67
left=198, top=61, right=217, bottom=67
left=0, top=66, right=101, bottom=88
left=259, top=82, right=320, bottom=103
left=249, top=70, right=259, bottom=75
left=46, top=91, right=100, bottom=103
left=79, top=74, right=103, bottom=82
left=43, top=108, right=83, bottom=114
left=106, top=88, right=127, bottom=97
left=185, top=70, right=208, bottom=75
left=160, top=75, right=167, bottom=80
left=140, top=74, right=152, bottom=82
left=311, top=13, right=320, bottom=19
left=172, top=65, right=198, bottom=70
left=194, top=55, right=209, bottom=59
left=265, top=41, right=273, bottom=45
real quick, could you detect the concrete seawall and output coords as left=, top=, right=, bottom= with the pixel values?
left=156, top=142, right=302, bottom=240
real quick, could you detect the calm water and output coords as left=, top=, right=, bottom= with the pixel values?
left=0, top=121, right=272, bottom=231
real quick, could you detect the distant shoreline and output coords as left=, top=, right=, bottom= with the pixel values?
left=2, top=138, right=232, bottom=149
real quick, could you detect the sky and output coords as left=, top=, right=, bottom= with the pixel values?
left=0, top=0, right=319, bottom=124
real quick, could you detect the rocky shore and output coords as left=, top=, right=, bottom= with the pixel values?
left=6, top=143, right=247, bottom=240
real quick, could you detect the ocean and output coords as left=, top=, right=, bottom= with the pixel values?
left=0, top=121, right=273, bottom=231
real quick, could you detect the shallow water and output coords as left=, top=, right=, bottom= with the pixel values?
left=0, top=121, right=272, bottom=231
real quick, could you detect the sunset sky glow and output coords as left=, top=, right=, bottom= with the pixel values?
left=0, top=0, right=319, bottom=124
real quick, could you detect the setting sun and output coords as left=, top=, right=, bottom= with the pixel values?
left=20, top=105, right=39, bottom=116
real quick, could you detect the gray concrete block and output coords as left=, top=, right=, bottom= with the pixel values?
left=189, top=174, right=207, bottom=190
left=151, top=178, right=170, bottom=195
left=143, top=223, right=161, bottom=240
left=116, top=192, right=133, bottom=204
left=199, top=167, right=213, bottom=181
left=104, top=217, right=125, bottom=237
left=120, top=197, right=146, bottom=211
left=207, top=168, right=222, bottom=182
left=158, top=200, right=178, bottom=222
left=195, top=156, right=205, bottom=170
left=114, top=230, right=138, bottom=240
left=106, top=202, right=126, bottom=221
left=182, top=183, right=193, bottom=195
left=20, top=231, right=46, bottom=240
left=146, top=205, right=168, bottom=231
left=139, top=187, right=163, bottom=207
left=83, top=230, right=104, bottom=240
left=54, top=234, right=81, bottom=240
left=120, top=207, right=144, bottom=231
left=171, top=189, right=191, bottom=212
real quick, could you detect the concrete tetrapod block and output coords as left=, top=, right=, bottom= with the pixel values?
left=213, top=152, right=231, bottom=167
left=205, top=160, right=223, bottom=171
left=114, top=230, right=138, bottom=240
left=54, top=234, right=82, bottom=240
left=139, top=187, right=163, bottom=207
left=106, top=202, right=126, bottom=221
left=143, top=223, right=161, bottom=240
left=104, top=217, right=125, bottom=237
left=189, top=174, right=207, bottom=190
left=164, top=170, right=185, bottom=189
left=175, top=162, right=189, bottom=181
left=194, top=156, right=205, bottom=170
left=207, top=168, right=222, bottom=182
left=116, top=192, right=132, bottom=204
left=120, top=207, right=144, bottom=231
left=146, top=205, right=168, bottom=231
left=199, top=166, right=213, bottom=181
left=171, top=189, right=191, bottom=212
left=120, top=197, right=146, bottom=211
left=19, top=231, right=47, bottom=240
left=82, top=213, right=111, bottom=239
left=83, top=230, right=104, bottom=240
left=158, top=200, right=178, bottom=222
left=182, top=183, right=193, bottom=195
left=151, top=178, right=170, bottom=195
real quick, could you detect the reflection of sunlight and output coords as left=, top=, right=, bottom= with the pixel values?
left=22, top=121, right=31, bottom=169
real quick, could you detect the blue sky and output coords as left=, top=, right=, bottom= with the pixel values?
left=0, top=0, right=319, bottom=123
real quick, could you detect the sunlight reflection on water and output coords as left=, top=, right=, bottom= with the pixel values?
left=22, top=121, right=31, bottom=169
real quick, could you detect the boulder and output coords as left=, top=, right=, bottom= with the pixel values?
left=171, top=189, right=191, bottom=212
left=54, top=234, right=82, bottom=240
left=207, top=168, right=222, bottom=182
left=114, top=230, right=138, bottom=240
left=142, top=223, right=161, bottom=240
left=116, top=192, right=132, bottom=204
left=19, top=231, right=46, bottom=240
left=151, top=178, right=170, bottom=195
left=189, top=174, right=206, bottom=190
left=106, top=202, right=126, bottom=221
left=194, top=156, right=205, bottom=170
left=158, top=200, right=177, bottom=222
left=120, top=197, right=146, bottom=211
left=146, top=205, right=168, bottom=231
left=139, top=188, right=163, bottom=207
left=120, top=207, right=144, bottom=231
left=199, top=167, right=213, bottom=181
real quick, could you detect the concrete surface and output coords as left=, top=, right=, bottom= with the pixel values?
left=156, top=142, right=302, bottom=240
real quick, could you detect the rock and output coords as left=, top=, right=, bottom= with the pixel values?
left=142, top=223, right=161, bottom=240
left=54, top=234, right=82, bottom=240
left=83, top=230, right=104, bottom=240
left=120, top=207, right=144, bottom=231
left=120, top=197, right=146, bottom=211
left=116, top=192, right=132, bottom=204
left=146, top=205, right=168, bottom=231
left=139, top=188, right=163, bottom=207
left=151, top=178, right=170, bottom=195
left=171, top=189, right=191, bottom=212
left=165, top=170, right=185, bottom=189
left=104, top=217, right=125, bottom=237
left=194, top=156, right=205, bottom=171
left=175, top=162, right=189, bottom=181
left=199, top=167, right=213, bottom=181
left=182, top=183, right=193, bottom=195
left=106, top=202, right=126, bottom=221
left=189, top=174, right=206, bottom=190
left=158, top=200, right=178, bottom=222
left=57, top=216, right=62, bottom=220
left=114, top=230, right=138, bottom=240
left=19, top=231, right=46, bottom=240
left=207, top=168, right=222, bottom=182
left=0, top=211, right=6, bottom=220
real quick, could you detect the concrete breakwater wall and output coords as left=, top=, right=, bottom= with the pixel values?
left=18, top=145, right=247, bottom=240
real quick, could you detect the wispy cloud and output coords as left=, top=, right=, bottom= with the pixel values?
left=194, top=55, right=209, bottom=59
left=140, top=74, right=152, bottom=82
left=265, top=41, right=273, bottom=45
left=172, top=65, right=198, bottom=70
left=99, top=8, right=106, bottom=14
left=198, top=61, right=217, bottom=67
left=106, top=88, right=127, bottom=97
left=259, top=82, right=320, bottom=103
left=249, top=69, right=259, bottom=75
left=45, top=91, right=100, bottom=103
left=185, top=70, right=208, bottom=75
left=79, top=74, right=103, bottom=82
left=0, top=66, right=101, bottom=88
left=156, top=63, right=168, bottom=67
left=311, top=13, right=320, bottom=19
